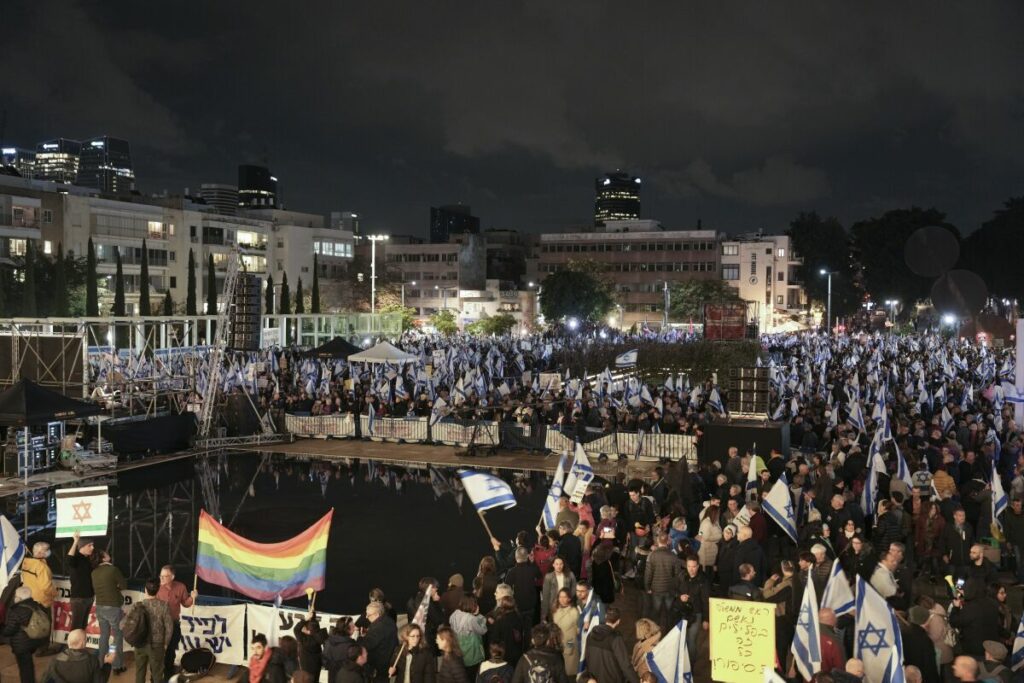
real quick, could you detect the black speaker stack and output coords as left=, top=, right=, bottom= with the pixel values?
left=727, top=366, right=771, bottom=415
left=229, top=274, right=262, bottom=351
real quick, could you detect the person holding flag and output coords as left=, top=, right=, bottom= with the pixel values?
left=854, top=575, right=905, bottom=683
left=790, top=564, right=821, bottom=681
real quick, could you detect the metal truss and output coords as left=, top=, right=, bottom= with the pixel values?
left=109, top=478, right=197, bottom=579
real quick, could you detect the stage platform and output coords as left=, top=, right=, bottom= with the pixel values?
left=234, top=437, right=660, bottom=480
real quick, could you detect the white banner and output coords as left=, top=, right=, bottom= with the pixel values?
left=51, top=579, right=144, bottom=651
left=55, top=486, right=109, bottom=538
left=285, top=413, right=357, bottom=438
left=247, top=604, right=358, bottom=683
left=431, top=420, right=500, bottom=447
left=359, top=415, right=428, bottom=442
left=174, top=603, right=248, bottom=666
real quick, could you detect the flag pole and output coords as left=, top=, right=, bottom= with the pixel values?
left=192, top=575, right=198, bottom=615
left=475, top=509, right=497, bottom=545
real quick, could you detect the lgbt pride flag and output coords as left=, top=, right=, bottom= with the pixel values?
left=196, top=509, right=333, bottom=601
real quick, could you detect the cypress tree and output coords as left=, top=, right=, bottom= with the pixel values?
left=54, top=243, right=68, bottom=316
left=162, top=291, right=174, bottom=315
left=113, top=248, right=125, bottom=316
left=264, top=273, right=274, bottom=315
left=295, top=277, right=305, bottom=314
left=311, top=255, right=321, bottom=313
left=86, top=237, right=98, bottom=316
left=186, top=248, right=197, bottom=315
left=206, top=253, right=217, bottom=315
left=280, top=272, right=291, bottom=314
left=23, top=242, right=37, bottom=317
left=138, top=239, right=151, bottom=316
left=0, top=269, right=7, bottom=316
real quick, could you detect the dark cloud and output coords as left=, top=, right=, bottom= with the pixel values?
left=2, top=1, right=1023, bottom=235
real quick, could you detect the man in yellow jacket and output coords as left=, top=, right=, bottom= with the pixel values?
left=20, top=542, right=58, bottom=654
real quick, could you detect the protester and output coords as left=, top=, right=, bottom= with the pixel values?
left=91, top=550, right=126, bottom=673
left=487, top=591, right=523, bottom=666
left=476, top=643, right=512, bottom=683
left=66, top=533, right=96, bottom=632
left=322, top=617, right=356, bottom=683
left=335, top=644, right=368, bottom=683
left=3, top=586, right=47, bottom=683
left=387, top=624, right=436, bottom=683
left=630, top=618, right=660, bottom=678
left=436, top=626, right=471, bottom=683
left=157, top=565, right=198, bottom=674
left=292, top=610, right=327, bottom=680
left=363, top=601, right=398, bottom=682
left=550, top=589, right=580, bottom=676
left=579, top=607, right=637, bottom=683
left=135, top=578, right=175, bottom=683
left=44, top=628, right=114, bottom=683
left=510, top=624, right=567, bottom=683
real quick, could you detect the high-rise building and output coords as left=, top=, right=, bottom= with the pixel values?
left=1, top=148, right=36, bottom=178
left=77, top=136, right=134, bottom=194
left=199, top=184, right=239, bottom=215
left=429, top=204, right=479, bottom=243
left=594, top=171, right=641, bottom=225
left=34, top=139, right=81, bottom=184
left=238, top=165, right=278, bottom=209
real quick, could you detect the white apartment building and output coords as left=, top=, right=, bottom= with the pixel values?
left=380, top=234, right=486, bottom=317
left=719, top=233, right=808, bottom=332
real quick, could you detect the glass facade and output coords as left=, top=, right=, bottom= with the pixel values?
left=77, top=137, right=135, bottom=193
left=594, top=171, right=641, bottom=225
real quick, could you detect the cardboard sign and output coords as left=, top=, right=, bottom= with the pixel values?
left=55, top=486, right=109, bottom=538
left=709, top=598, right=776, bottom=683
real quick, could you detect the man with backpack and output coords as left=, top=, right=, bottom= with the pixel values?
left=127, top=578, right=174, bottom=683
left=578, top=607, right=637, bottom=683
left=91, top=550, right=126, bottom=673
left=3, top=586, right=50, bottom=683
left=509, top=624, right=567, bottom=683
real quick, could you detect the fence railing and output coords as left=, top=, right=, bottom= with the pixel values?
left=282, top=412, right=698, bottom=464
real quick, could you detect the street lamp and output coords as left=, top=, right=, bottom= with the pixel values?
left=819, top=268, right=835, bottom=334
left=366, top=234, right=389, bottom=314
left=434, top=284, right=448, bottom=311
left=401, top=280, right=416, bottom=308
left=885, top=299, right=899, bottom=326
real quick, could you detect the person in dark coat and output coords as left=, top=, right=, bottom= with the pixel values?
left=322, top=617, right=356, bottom=683
left=44, top=627, right=113, bottom=683
left=509, top=625, right=567, bottom=683
left=902, top=607, right=940, bottom=683
left=3, top=587, right=46, bottom=683
left=948, top=578, right=1003, bottom=658
left=406, top=578, right=446, bottom=656
left=335, top=644, right=368, bottom=683
left=715, top=525, right=739, bottom=595
left=436, top=626, right=470, bottom=683
left=293, top=611, right=328, bottom=679
left=388, top=624, right=436, bottom=683
left=363, top=601, right=399, bottom=682
left=940, top=507, right=973, bottom=576
left=589, top=540, right=617, bottom=605
left=580, top=608, right=638, bottom=683
left=733, top=526, right=766, bottom=583
left=505, top=548, right=542, bottom=629
left=556, top=523, right=583, bottom=579
left=487, top=595, right=523, bottom=668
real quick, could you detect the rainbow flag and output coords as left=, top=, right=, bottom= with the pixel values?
left=196, top=509, right=333, bottom=601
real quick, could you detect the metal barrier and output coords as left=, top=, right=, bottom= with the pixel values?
left=282, top=412, right=697, bottom=463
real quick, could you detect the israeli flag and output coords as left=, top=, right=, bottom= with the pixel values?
left=430, top=397, right=448, bottom=426
left=366, top=402, right=376, bottom=435
left=0, top=516, right=25, bottom=591
left=861, top=446, right=885, bottom=517
left=1011, top=609, right=1024, bottom=671
left=563, top=442, right=595, bottom=503
left=791, top=568, right=822, bottom=680
left=542, top=453, right=568, bottom=530
left=762, top=473, right=798, bottom=544
left=894, top=441, right=913, bottom=491
left=940, top=406, right=954, bottom=434
left=707, top=387, right=725, bottom=414
left=993, top=457, right=1009, bottom=531
left=821, top=558, right=855, bottom=617
left=615, top=349, right=639, bottom=368
left=847, top=401, right=865, bottom=432
left=771, top=400, right=786, bottom=421
left=854, top=576, right=904, bottom=683
left=645, top=619, right=692, bottom=683
left=457, top=469, right=517, bottom=511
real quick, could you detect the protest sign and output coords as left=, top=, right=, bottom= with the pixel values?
left=174, top=604, right=247, bottom=666
left=55, top=486, right=109, bottom=538
left=51, top=579, right=144, bottom=651
left=247, top=604, right=358, bottom=682
left=709, top=597, right=776, bottom=683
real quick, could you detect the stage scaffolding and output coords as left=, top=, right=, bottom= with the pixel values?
left=109, top=477, right=198, bottom=580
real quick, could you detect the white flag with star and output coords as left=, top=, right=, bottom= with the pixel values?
left=791, top=569, right=822, bottom=679
left=646, top=618, right=692, bottom=683
left=55, top=485, right=109, bottom=538
left=854, top=575, right=904, bottom=683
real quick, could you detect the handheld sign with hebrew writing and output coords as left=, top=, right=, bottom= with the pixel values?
left=709, top=597, right=776, bottom=683
left=55, top=486, right=109, bottom=538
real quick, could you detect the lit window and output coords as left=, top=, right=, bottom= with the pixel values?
left=777, top=248, right=785, bottom=258
left=722, top=244, right=738, bottom=255
left=10, top=239, right=26, bottom=256
left=43, top=241, right=52, bottom=255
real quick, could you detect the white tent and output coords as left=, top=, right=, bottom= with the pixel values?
left=347, top=341, right=418, bottom=365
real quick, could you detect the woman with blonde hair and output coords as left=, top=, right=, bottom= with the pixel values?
left=696, top=500, right=722, bottom=570
left=631, top=618, right=662, bottom=676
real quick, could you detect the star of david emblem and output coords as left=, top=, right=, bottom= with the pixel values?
left=798, top=603, right=814, bottom=632
left=784, top=500, right=794, bottom=519
left=683, top=672, right=693, bottom=683
left=71, top=501, right=92, bottom=522
left=858, top=622, right=888, bottom=657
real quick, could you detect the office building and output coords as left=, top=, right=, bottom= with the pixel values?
left=199, top=184, right=239, bottom=216
left=330, top=211, right=361, bottom=236
left=76, top=136, right=134, bottom=194
left=530, top=219, right=720, bottom=328
left=1, top=148, right=36, bottom=178
left=238, top=165, right=278, bottom=209
left=720, top=233, right=808, bottom=333
left=383, top=233, right=486, bottom=316
left=34, top=139, right=82, bottom=184
left=594, top=171, right=641, bottom=225
left=429, top=204, right=479, bottom=243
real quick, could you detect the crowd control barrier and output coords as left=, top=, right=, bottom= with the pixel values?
left=283, top=412, right=697, bottom=463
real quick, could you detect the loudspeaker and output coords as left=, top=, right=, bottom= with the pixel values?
left=229, top=274, right=262, bottom=351
left=701, top=419, right=791, bottom=465
left=222, top=394, right=261, bottom=436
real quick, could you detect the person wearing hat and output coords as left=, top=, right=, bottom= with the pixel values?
left=901, top=606, right=940, bottom=682
left=66, top=532, right=96, bottom=632
left=979, top=640, right=1011, bottom=683
left=440, top=574, right=465, bottom=618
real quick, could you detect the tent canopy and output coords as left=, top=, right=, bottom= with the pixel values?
left=302, top=336, right=363, bottom=360
left=0, top=379, right=103, bottom=427
left=347, top=341, right=418, bottom=365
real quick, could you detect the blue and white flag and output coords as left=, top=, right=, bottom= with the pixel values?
left=542, top=452, right=568, bottom=530
left=821, top=558, right=855, bottom=617
left=0, top=516, right=25, bottom=592
left=646, top=619, right=692, bottom=683
left=847, top=400, right=865, bottom=432
left=940, top=405, right=954, bottom=434
left=894, top=441, right=913, bottom=491
left=762, top=473, right=798, bottom=544
left=707, top=387, right=725, bottom=414
left=791, top=568, right=822, bottom=680
left=615, top=349, right=639, bottom=368
left=457, top=469, right=517, bottom=511
left=994, top=457, right=1009, bottom=531
left=563, top=443, right=595, bottom=504
left=366, top=402, right=376, bottom=436
left=1011, top=609, right=1024, bottom=671
left=428, top=466, right=451, bottom=500
left=861, top=448, right=885, bottom=517
left=430, top=397, right=448, bottom=427
left=854, top=576, right=904, bottom=683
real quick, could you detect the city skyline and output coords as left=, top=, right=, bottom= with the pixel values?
left=2, top=2, right=1022, bottom=236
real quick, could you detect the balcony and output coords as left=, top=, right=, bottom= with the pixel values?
left=0, top=212, right=39, bottom=230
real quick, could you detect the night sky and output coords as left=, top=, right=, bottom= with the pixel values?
left=3, top=2, right=1022, bottom=237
